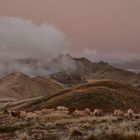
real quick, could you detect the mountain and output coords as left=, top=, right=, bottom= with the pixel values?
left=49, top=55, right=140, bottom=85
left=51, top=71, right=87, bottom=87
left=111, top=60, right=140, bottom=73
left=47, top=54, right=87, bottom=86
left=1, top=55, right=140, bottom=86
left=7, top=80, right=140, bottom=112
left=0, top=73, right=64, bottom=99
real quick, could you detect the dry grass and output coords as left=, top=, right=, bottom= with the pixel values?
left=87, top=132, right=99, bottom=140
left=69, top=127, right=83, bottom=138
left=6, top=80, right=140, bottom=114
left=0, top=109, right=139, bottom=140
left=16, top=132, right=30, bottom=140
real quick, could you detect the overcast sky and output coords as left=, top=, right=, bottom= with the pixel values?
left=0, top=0, right=140, bottom=62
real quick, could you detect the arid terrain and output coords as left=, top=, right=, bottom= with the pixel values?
left=4, top=80, right=140, bottom=113
left=0, top=108, right=139, bottom=140
left=0, top=57, right=140, bottom=140
left=50, top=55, right=140, bottom=86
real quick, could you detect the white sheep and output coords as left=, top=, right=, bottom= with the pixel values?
left=42, top=109, right=55, bottom=114
left=26, top=112, right=40, bottom=121
left=84, top=108, right=91, bottom=115
left=57, top=106, right=68, bottom=111
left=73, top=110, right=85, bottom=118
left=20, top=111, right=27, bottom=118
left=127, top=109, right=134, bottom=118
left=93, top=109, right=103, bottom=116
left=113, top=109, right=124, bottom=117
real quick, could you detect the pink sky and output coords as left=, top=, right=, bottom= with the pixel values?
left=0, top=0, right=140, bottom=56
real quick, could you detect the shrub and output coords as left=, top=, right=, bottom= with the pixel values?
left=69, top=127, right=82, bottom=137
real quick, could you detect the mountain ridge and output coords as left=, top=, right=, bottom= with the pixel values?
left=49, top=55, right=140, bottom=86
left=6, top=80, right=140, bottom=112
left=0, top=72, right=64, bottom=99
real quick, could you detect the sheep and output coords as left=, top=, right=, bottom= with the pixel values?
left=93, top=109, right=103, bottom=117
left=127, top=109, right=134, bottom=118
left=57, top=106, right=68, bottom=111
left=41, top=109, right=55, bottom=114
left=26, top=112, right=40, bottom=121
left=73, top=110, right=86, bottom=118
left=84, top=108, right=91, bottom=115
left=113, top=109, right=124, bottom=117
left=20, top=111, right=27, bottom=118
left=11, top=111, right=21, bottom=118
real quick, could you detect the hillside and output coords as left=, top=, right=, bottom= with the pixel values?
left=49, top=55, right=140, bottom=86
left=1, top=55, right=139, bottom=86
left=7, top=80, right=140, bottom=112
left=74, top=58, right=135, bottom=80
left=0, top=73, right=64, bottom=99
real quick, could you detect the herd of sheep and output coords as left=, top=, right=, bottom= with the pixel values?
left=2, top=106, right=136, bottom=121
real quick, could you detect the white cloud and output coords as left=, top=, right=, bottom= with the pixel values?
left=0, top=16, right=69, bottom=59
left=0, top=16, right=75, bottom=77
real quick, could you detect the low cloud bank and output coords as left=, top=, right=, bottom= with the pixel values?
left=0, top=16, right=76, bottom=76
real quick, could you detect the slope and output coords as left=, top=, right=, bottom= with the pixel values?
left=0, top=73, right=64, bottom=99
left=7, top=80, right=140, bottom=112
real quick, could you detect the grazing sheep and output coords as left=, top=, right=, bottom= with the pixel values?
left=73, top=110, right=85, bottom=118
left=20, top=111, right=27, bottom=118
left=84, top=108, right=91, bottom=115
left=3, top=109, right=9, bottom=115
left=57, top=106, right=68, bottom=111
left=42, top=109, right=55, bottom=114
left=93, top=109, right=103, bottom=117
left=113, top=109, right=124, bottom=117
left=11, top=111, right=21, bottom=118
left=127, top=109, right=134, bottom=118
left=26, top=112, right=40, bottom=121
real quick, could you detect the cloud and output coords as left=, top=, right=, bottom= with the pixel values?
left=86, top=52, right=140, bottom=63
left=0, top=16, right=75, bottom=77
left=0, top=16, right=139, bottom=77
left=72, top=47, right=140, bottom=63
left=0, top=16, right=69, bottom=59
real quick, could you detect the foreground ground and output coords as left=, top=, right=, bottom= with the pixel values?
left=0, top=110, right=140, bottom=140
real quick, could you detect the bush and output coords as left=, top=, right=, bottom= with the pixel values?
left=69, top=127, right=83, bottom=137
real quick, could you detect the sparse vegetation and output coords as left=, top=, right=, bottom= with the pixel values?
left=0, top=124, right=28, bottom=133
left=87, top=134, right=99, bottom=140
left=0, top=109, right=139, bottom=140
left=6, top=80, right=140, bottom=114
left=69, top=127, right=83, bottom=137
left=0, top=78, right=140, bottom=140
left=16, top=132, right=30, bottom=140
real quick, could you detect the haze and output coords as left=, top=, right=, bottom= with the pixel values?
left=0, top=0, right=140, bottom=62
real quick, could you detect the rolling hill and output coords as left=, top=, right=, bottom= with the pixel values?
left=0, top=72, right=64, bottom=99
left=6, top=80, right=140, bottom=112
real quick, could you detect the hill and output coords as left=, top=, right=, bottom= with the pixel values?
left=0, top=73, right=64, bottom=99
left=1, top=55, right=139, bottom=86
left=49, top=55, right=140, bottom=86
left=7, top=80, right=140, bottom=112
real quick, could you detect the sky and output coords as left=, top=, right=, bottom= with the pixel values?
left=0, top=0, right=140, bottom=62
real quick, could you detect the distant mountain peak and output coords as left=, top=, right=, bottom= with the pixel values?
left=9, top=72, right=27, bottom=76
left=98, top=61, right=109, bottom=66
left=74, top=57, right=92, bottom=63
left=3, top=72, right=29, bottom=80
